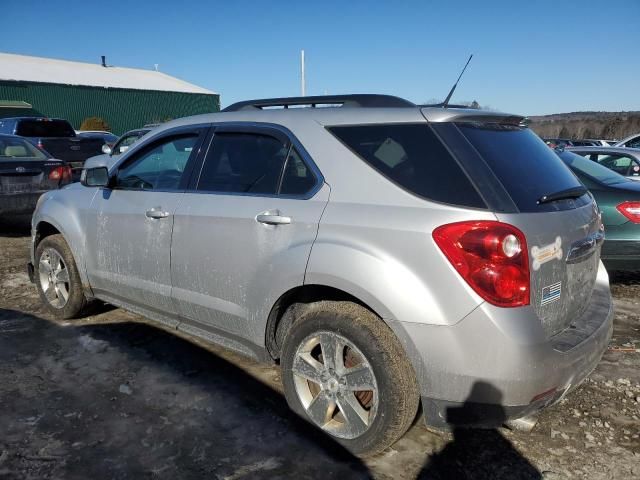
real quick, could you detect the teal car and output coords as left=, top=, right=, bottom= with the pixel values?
left=559, top=149, right=640, bottom=271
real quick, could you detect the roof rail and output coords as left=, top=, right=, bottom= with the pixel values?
left=222, top=94, right=416, bottom=112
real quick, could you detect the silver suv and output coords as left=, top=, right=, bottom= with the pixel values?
left=29, top=95, right=613, bottom=455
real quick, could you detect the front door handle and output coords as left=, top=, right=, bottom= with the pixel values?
left=256, top=211, right=291, bottom=225
left=146, top=208, right=170, bottom=219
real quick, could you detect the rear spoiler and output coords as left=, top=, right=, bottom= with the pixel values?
left=420, top=107, right=528, bottom=126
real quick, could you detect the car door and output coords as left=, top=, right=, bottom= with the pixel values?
left=171, top=125, right=329, bottom=346
left=85, top=126, right=207, bottom=326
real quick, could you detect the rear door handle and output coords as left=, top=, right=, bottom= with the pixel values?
left=256, top=212, right=291, bottom=225
left=146, top=208, right=170, bottom=219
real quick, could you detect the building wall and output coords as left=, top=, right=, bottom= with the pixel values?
left=0, top=80, right=220, bottom=135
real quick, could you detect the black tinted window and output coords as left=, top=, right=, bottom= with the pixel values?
left=328, top=124, right=485, bottom=208
left=458, top=124, right=588, bottom=212
left=117, top=134, right=198, bottom=190
left=626, top=136, right=640, bottom=149
left=197, top=133, right=288, bottom=194
left=16, top=119, right=75, bottom=137
left=280, top=148, right=317, bottom=195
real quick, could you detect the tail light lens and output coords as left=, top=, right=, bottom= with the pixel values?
left=433, top=221, right=530, bottom=307
left=49, top=166, right=72, bottom=183
left=616, top=201, right=640, bottom=223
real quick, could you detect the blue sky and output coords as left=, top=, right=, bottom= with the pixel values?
left=3, top=0, right=639, bottom=115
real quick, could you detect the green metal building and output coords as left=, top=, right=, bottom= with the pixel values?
left=0, top=52, right=220, bottom=135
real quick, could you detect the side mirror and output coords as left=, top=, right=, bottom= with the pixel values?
left=81, top=166, right=110, bottom=187
left=102, top=144, right=112, bottom=155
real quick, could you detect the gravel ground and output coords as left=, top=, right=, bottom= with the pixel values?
left=0, top=216, right=638, bottom=480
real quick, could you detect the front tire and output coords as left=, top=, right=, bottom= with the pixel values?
left=35, top=234, right=87, bottom=319
left=281, top=301, right=419, bottom=456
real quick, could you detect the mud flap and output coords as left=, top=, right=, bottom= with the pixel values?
left=27, top=262, right=35, bottom=283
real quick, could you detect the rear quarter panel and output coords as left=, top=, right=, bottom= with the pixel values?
left=306, top=200, right=495, bottom=327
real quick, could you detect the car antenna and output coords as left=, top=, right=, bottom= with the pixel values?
left=441, top=54, right=474, bottom=108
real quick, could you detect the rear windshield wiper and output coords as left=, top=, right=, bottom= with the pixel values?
left=537, top=186, right=588, bottom=205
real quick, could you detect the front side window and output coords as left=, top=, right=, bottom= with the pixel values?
left=197, top=133, right=289, bottom=194
left=117, top=134, right=199, bottom=190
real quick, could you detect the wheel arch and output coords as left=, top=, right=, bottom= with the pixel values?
left=266, top=283, right=420, bottom=369
left=33, top=215, right=93, bottom=297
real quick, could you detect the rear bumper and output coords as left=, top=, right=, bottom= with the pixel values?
left=400, top=263, right=613, bottom=429
left=0, top=192, right=43, bottom=215
left=601, top=239, right=640, bottom=271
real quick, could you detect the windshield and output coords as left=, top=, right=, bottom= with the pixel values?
left=558, top=150, right=629, bottom=186
left=16, top=119, right=75, bottom=137
left=457, top=123, right=588, bottom=212
left=0, top=136, right=48, bottom=160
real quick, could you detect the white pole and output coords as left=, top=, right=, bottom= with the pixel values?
left=301, top=50, right=306, bottom=97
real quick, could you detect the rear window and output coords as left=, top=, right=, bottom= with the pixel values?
left=16, top=119, right=75, bottom=137
left=457, top=124, right=589, bottom=212
left=559, top=150, right=628, bottom=186
left=328, top=124, right=486, bottom=208
left=0, top=137, right=47, bottom=160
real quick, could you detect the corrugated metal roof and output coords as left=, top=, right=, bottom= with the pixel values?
left=0, top=52, right=216, bottom=95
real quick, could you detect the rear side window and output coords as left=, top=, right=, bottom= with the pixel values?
left=328, top=124, right=485, bottom=208
left=197, top=133, right=288, bottom=194
left=16, top=119, right=75, bottom=137
left=457, top=124, right=588, bottom=212
left=280, top=148, right=317, bottom=195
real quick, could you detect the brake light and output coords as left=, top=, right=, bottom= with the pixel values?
left=433, top=221, right=530, bottom=307
left=616, top=201, right=640, bottom=223
left=49, top=166, right=72, bottom=182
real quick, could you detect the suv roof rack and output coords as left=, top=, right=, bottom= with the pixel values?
left=222, top=94, right=416, bottom=112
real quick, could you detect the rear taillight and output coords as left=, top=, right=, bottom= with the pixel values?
left=49, top=166, right=72, bottom=183
left=433, top=221, right=530, bottom=307
left=616, top=201, right=640, bottom=223
left=37, top=140, right=44, bottom=149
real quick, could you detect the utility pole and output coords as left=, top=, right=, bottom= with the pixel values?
left=301, top=50, right=306, bottom=97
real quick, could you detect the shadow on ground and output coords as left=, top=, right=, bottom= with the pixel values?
left=0, top=304, right=550, bottom=479
left=609, top=270, right=640, bottom=286
left=0, top=215, right=31, bottom=237
left=0, top=307, right=371, bottom=479
left=417, top=383, right=541, bottom=479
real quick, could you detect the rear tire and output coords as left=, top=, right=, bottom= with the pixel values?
left=35, top=234, right=88, bottom=319
left=281, top=301, right=419, bottom=456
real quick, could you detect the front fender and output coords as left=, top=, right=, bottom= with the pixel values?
left=32, top=186, right=98, bottom=293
